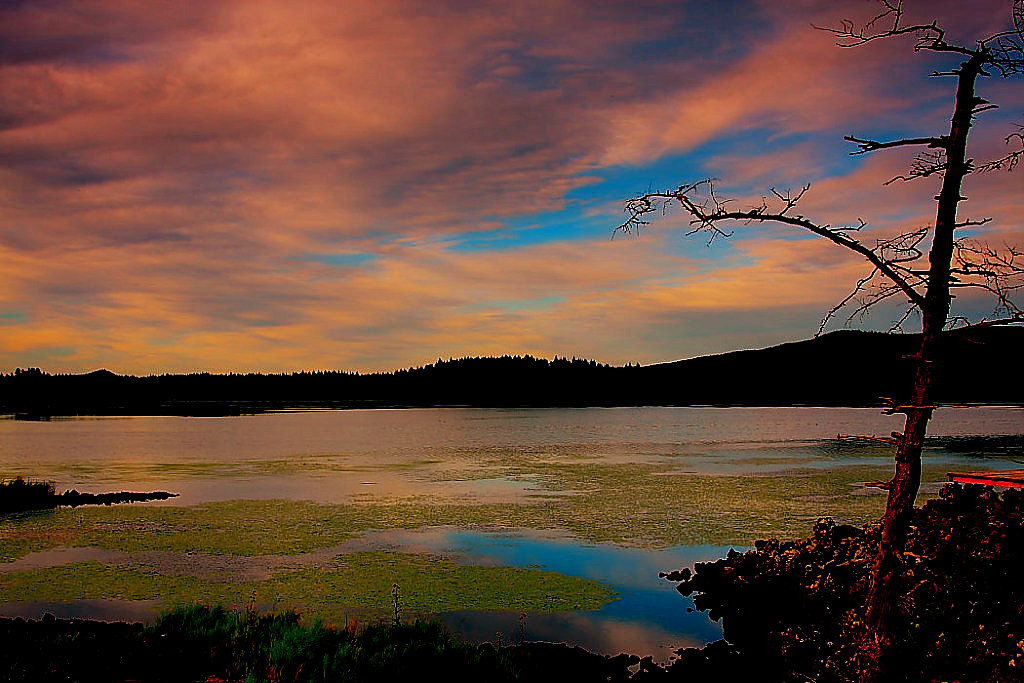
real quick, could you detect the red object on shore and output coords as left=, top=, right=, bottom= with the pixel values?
left=947, top=470, right=1024, bottom=489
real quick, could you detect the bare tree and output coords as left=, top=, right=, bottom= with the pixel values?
left=617, top=2, right=1024, bottom=682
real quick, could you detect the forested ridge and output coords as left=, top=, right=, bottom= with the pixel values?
left=2, top=328, right=1022, bottom=415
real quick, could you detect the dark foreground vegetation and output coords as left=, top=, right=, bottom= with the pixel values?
left=1, top=484, right=1018, bottom=682
left=2, top=328, right=1023, bottom=415
left=1, top=606, right=651, bottom=683
left=665, top=483, right=1024, bottom=683
left=0, top=477, right=177, bottom=514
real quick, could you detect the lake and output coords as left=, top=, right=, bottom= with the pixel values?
left=1, top=406, right=1021, bottom=659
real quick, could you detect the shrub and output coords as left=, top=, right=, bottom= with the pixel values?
left=664, top=484, right=1024, bottom=683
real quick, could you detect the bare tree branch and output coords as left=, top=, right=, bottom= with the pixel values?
left=884, top=150, right=947, bottom=184
left=943, top=315, right=1024, bottom=333
left=820, top=269, right=882, bottom=335
left=817, top=0, right=1024, bottom=75
left=953, top=217, right=992, bottom=228
left=618, top=180, right=928, bottom=310
left=977, top=126, right=1024, bottom=173
left=845, top=135, right=947, bottom=155
left=888, top=304, right=917, bottom=333
left=951, top=240, right=1024, bottom=318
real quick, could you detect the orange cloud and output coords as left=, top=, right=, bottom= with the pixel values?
left=0, top=0, right=1020, bottom=373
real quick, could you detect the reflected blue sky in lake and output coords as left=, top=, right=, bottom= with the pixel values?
left=0, top=526, right=730, bottom=659
left=427, top=530, right=729, bottom=656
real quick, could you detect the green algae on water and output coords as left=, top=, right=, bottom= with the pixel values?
left=0, top=552, right=616, bottom=622
left=1, top=463, right=955, bottom=564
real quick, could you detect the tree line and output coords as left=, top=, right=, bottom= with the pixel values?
left=2, top=329, right=1021, bottom=416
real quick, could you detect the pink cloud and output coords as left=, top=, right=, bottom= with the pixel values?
left=0, top=0, right=1020, bottom=372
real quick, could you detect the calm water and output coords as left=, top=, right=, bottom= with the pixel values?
left=1, top=406, right=1022, bottom=657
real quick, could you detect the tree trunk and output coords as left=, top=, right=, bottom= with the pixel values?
left=861, top=52, right=987, bottom=683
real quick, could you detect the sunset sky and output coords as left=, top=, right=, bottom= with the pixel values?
left=1, top=0, right=1021, bottom=373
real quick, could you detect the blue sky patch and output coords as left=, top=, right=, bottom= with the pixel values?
left=298, top=252, right=379, bottom=267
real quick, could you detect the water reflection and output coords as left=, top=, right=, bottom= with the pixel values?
left=440, top=610, right=706, bottom=659
left=374, top=529, right=728, bottom=657
left=2, top=407, right=1021, bottom=656
left=0, top=527, right=729, bottom=658
left=1, top=407, right=1021, bottom=504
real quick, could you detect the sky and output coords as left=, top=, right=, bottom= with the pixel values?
left=0, top=0, right=1021, bottom=374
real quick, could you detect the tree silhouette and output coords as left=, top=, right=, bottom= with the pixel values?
left=618, top=2, right=1024, bottom=681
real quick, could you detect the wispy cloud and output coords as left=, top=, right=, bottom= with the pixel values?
left=0, top=0, right=1020, bottom=372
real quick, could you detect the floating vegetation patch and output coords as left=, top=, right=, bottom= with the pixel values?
left=0, top=552, right=615, bottom=622
left=0, top=463, right=958, bottom=564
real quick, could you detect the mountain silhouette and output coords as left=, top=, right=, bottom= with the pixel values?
left=1, top=328, right=1021, bottom=416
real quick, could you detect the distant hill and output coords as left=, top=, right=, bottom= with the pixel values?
left=634, top=327, right=1024, bottom=406
left=1, top=328, right=1022, bottom=416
